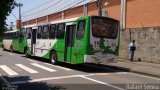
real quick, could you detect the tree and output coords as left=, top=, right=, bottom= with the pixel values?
left=0, top=0, right=15, bottom=36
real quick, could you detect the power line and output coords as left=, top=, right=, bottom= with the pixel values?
left=51, top=0, right=86, bottom=20
left=11, top=12, right=18, bottom=20
left=57, top=0, right=84, bottom=12
left=22, top=0, right=55, bottom=15
left=22, top=0, right=94, bottom=22
left=22, top=0, right=63, bottom=17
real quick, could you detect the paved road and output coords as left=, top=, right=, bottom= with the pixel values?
left=0, top=49, right=160, bottom=90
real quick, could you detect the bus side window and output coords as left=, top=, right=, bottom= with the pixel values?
left=49, top=24, right=56, bottom=39
left=4, top=34, right=6, bottom=39
left=56, top=23, right=65, bottom=39
left=7, top=33, right=10, bottom=39
left=21, top=28, right=26, bottom=36
left=37, top=26, right=42, bottom=39
left=26, top=28, right=31, bottom=39
left=76, top=20, right=86, bottom=40
left=13, top=32, right=16, bottom=39
left=16, top=32, right=19, bottom=38
left=42, top=25, right=49, bottom=39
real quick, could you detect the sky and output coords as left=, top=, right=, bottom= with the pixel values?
left=6, top=0, right=51, bottom=27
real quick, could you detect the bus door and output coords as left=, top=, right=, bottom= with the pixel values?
left=64, top=24, right=76, bottom=62
left=31, top=27, right=37, bottom=55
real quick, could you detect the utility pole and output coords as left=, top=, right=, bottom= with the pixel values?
left=97, top=0, right=102, bottom=16
left=15, top=3, right=23, bottom=30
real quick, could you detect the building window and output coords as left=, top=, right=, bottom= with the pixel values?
left=76, top=20, right=86, bottom=40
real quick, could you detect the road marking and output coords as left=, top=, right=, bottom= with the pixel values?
left=10, top=73, right=125, bottom=90
left=9, top=53, right=14, bottom=56
left=16, top=64, right=39, bottom=74
left=86, top=64, right=160, bottom=81
left=10, top=75, right=81, bottom=84
left=27, top=59, right=38, bottom=63
left=127, top=72, right=160, bottom=81
left=9, top=73, right=113, bottom=84
left=44, top=63, right=72, bottom=71
left=31, top=63, right=56, bottom=72
left=80, top=76, right=125, bottom=90
left=0, top=65, right=18, bottom=76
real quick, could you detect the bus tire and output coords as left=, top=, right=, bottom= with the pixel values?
left=50, top=51, right=57, bottom=64
left=25, top=48, right=30, bottom=58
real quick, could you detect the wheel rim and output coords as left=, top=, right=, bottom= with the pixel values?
left=51, top=53, right=56, bottom=63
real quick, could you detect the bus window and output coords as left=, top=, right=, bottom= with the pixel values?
left=92, top=17, right=118, bottom=39
left=26, top=28, right=31, bottom=39
left=76, top=20, right=86, bottom=40
left=5, top=33, right=7, bottom=39
left=16, top=32, right=19, bottom=38
left=56, top=23, right=65, bottom=39
left=4, top=33, right=8, bottom=39
left=42, top=25, right=49, bottom=39
left=12, top=32, right=16, bottom=39
left=37, top=26, right=42, bottom=39
left=49, top=24, right=56, bottom=39
left=21, top=28, right=26, bottom=35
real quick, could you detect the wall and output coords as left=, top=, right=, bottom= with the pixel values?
left=120, top=27, right=160, bottom=63
left=64, top=6, right=83, bottom=19
left=88, top=0, right=121, bottom=20
left=48, top=12, right=62, bottom=22
left=119, top=0, right=160, bottom=64
left=126, top=0, right=160, bottom=28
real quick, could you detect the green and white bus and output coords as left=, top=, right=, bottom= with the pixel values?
left=23, top=16, right=120, bottom=64
left=2, top=29, right=28, bottom=53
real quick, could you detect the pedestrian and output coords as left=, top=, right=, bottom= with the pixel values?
left=129, top=40, right=136, bottom=62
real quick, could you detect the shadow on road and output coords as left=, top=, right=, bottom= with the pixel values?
left=0, top=75, right=66, bottom=90
left=0, top=75, right=115, bottom=90
left=22, top=56, right=128, bottom=73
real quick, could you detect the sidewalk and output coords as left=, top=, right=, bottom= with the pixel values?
left=105, top=59, right=160, bottom=78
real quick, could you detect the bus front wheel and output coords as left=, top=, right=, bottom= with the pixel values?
left=50, top=51, right=57, bottom=64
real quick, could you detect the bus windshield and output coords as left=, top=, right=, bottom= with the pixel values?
left=92, top=16, right=118, bottom=39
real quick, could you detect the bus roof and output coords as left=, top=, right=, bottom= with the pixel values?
left=4, top=30, right=18, bottom=33
left=22, top=16, right=119, bottom=28
left=23, top=16, right=84, bottom=28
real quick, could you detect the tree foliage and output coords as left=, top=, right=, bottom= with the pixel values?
left=0, top=0, right=15, bottom=35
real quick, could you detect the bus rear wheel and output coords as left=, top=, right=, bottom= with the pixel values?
left=50, top=51, right=57, bottom=64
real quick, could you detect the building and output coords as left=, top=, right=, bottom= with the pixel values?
left=21, top=0, right=160, bottom=64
